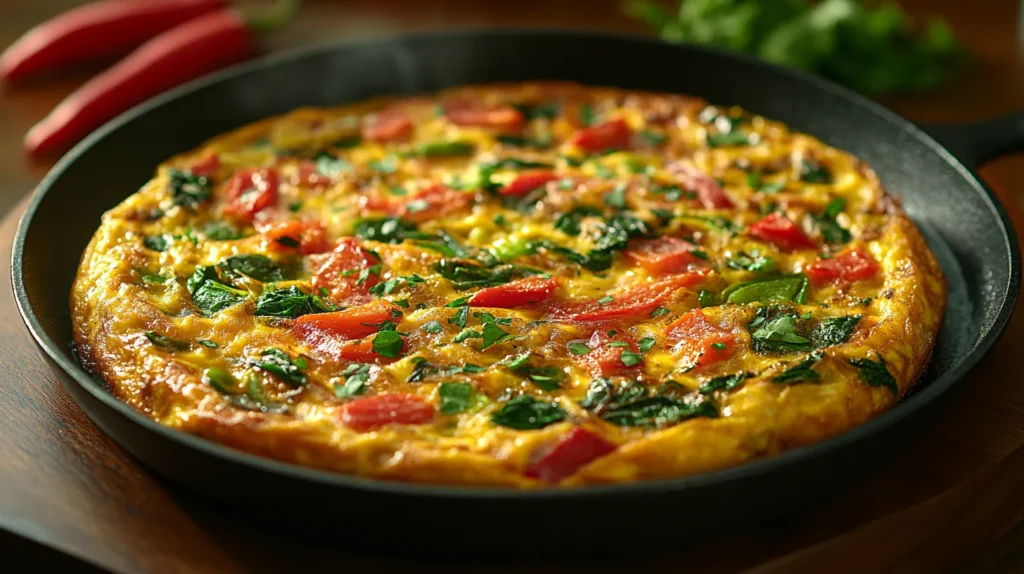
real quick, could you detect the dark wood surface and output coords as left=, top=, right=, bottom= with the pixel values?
left=3, top=1, right=1024, bottom=572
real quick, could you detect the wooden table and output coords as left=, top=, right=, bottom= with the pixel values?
left=3, top=1, right=1024, bottom=572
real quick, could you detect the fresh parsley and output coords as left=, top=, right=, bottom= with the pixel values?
left=491, top=395, right=566, bottom=430
left=252, top=347, right=307, bottom=387
left=255, top=286, right=335, bottom=318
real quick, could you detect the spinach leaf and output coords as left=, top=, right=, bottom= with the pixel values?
left=439, top=381, right=475, bottom=415
left=800, top=159, right=833, bottom=184
left=578, top=103, right=598, bottom=126
left=434, top=259, right=537, bottom=290
left=481, top=322, right=511, bottom=351
left=496, top=134, right=552, bottom=149
left=706, top=131, right=751, bottom=147
left=602, top=394, right=718, bottom=427
left=354, top=217, right=428, bottom=243
left=415, top=230, right=477, bottom=259
left=189, top=266, right=247, bottom=315
left=514, top=102, right=559, bottom=120
left=255, top=286, right=335, bottom=318
left=850, top=356, right=898, bottom=394
left=490, top=395, right=566, bottom=430
left=698, top=372, right=753, bottom=394
left=810, top=315, right=861, bottom=348
left=507, top=354, right=562, bottom=391
left=553, top=206, right=603, bottom=236
left=723, top=274, right=809, bottom=305
left=143, top=234, right=173, bottom=252
left=168, top=168, right=211, bottom=209
left=199, top=221, right=244, bottom=240
left=813, top=197, right=851, bottom=244
left=748, top=306, right=813, bottom=353
left=773, top=352, right=823, bottom=384
left=253, top=347, right=307, bottom=387
left=218, top=254, right=286, bottom=282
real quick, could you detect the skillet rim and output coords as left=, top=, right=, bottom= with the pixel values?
left=11, top=28, right=1021, bottom=499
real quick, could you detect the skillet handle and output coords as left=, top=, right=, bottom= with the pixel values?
left=920, top=111, right=1024, bottom=171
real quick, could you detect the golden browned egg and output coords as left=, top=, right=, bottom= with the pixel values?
left=71, top=82, right=946, bottom=488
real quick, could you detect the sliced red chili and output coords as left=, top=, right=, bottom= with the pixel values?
left=805, top=246, right=880, bottom=286
left=340, top=394, right=434, bottom=432
left=749, top=212, right=815, bottom=251
left=468, top=277, right=557, bottom=308
left=525, top=427, right=617, bottom=482
left=570, top=118, right=632, bottom=153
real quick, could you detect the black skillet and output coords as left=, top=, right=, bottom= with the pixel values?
left=11, top=31, right=1022, bottom=550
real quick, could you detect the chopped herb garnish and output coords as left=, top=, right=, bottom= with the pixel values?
left=810, top=315, right=861, bottom=348
left=371, top=330, right=404, bottom=358
left=748, top=307, right=813, bottom=354
left=638, top=337, right=656, bottom=353
left=620, top=349, right=644, bottom=366
left=439, top=381, right=475, bottom=415
left=568, top=343, right=591, bottom=355
left=354, top=217, right=426, bottom=243
left=480, top=322, right=511, bottom=350
left=800, top=159, right=833, bottom=184
left=726, top=251, right=776, bottom=273
left=335, top=364, right=371, bottom=399
left=597, top=296, right=614, bottom=305
left=315, top=152, right=352, bottom=177
left=773, top=352, right=823, bottom=384
left=143, top=234, right=173, bottom=252
left=421, top=320, right=443, bottom=334
left=197, top=339, right=218, bottom=348
left=218, top=254, right=285, bottom=283
left=203, top=368, right=238, bottom=394
left=417, top=140, right=475, bottom=157
left=650, top=306, right=671, bottom=318
left=604, top=183, right=627, bottom=209
left=199, top=221, right=244, bottom=240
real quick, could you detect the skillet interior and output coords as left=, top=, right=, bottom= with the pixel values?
left=12, top=31, right=1018, bottom=548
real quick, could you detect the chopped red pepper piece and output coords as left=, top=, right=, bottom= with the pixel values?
left=499, top=171, right=560, bottom=197
left=749, top=212, right=815, bottom=251
left=575, top=329, right=642, bottom=377
left=468, top=277, right=557, bottom=308
left=445, top=99, right=524, bottom=131
left=336, top=337, right=408, bottom=364
left=340, top=394, right=434, bottom=432
left=258, top=219, right=329, bottom=254
left=623, top=236, right=704, bottom=276
left=570, top=118, right=632, bottom=153
left=361, top=184, right=472, bottom=222
left=525, top=427, right=617, bottom=482
left=292, top=300, right=398, bottom=340
left=805, top=246, right=880, bottom=287
left=666, top=309, right=736, bottom=369
left=224, top=168, right=278, bottom=222
left=547, top=271, right=708, bottom=321
left=362, top=107, right=413, bottom=142
left=189, top=153, right=220, bottom=177
left=310, top=238, right=382, bottom=306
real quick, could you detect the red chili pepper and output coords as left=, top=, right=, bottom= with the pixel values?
left=23, top=0, right=299, bottom=158
left=0, top=0, right=228, bottom=84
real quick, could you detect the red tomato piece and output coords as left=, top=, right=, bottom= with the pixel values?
left=525, top=427, right=617, bottom=482
left=749, top=212, right=815, bottom=251
left=362, top=108, right=413, bottom=142
left=224, top=168, right=278, bottom=222
left=547, top=271, right=708, bottom=322
left=259, top=220, right=329, bottom=254
left=403, top=184, right=474, bottom=223
left=805, top=246, right=880, bottom=287
left=666, top=309, right=736, bottom=369
left=189, top=153, right=220, bottom=177
left=469, top=277, right=557, bottom=308
left=570, top=118, right=632, bottom=153
left=576, top=330, right=642, bottom=377
left=690, top=170, right=733, bottom=209
left=445, top=99, right=524, bottom=130
left=336, top=337, right=408, bottom=364
left=310, top=238, right=382, bottom=306
left=295, top=161, right=333, bottom=190
left=340, top=394, right=434, bottom=432
left=499, top=171, right=560, bottom=197
left=292, top=300, right=398, bottom=340
left=623, top=237, right=703, bottom=276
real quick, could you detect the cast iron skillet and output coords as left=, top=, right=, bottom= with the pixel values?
left=11, top=30, right=1023, bottom=549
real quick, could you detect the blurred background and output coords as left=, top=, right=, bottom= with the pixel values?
left=1, top=0, right=1023, bottom=219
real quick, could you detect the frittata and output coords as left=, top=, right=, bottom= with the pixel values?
left=71, top=82, right=946, bottom=487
